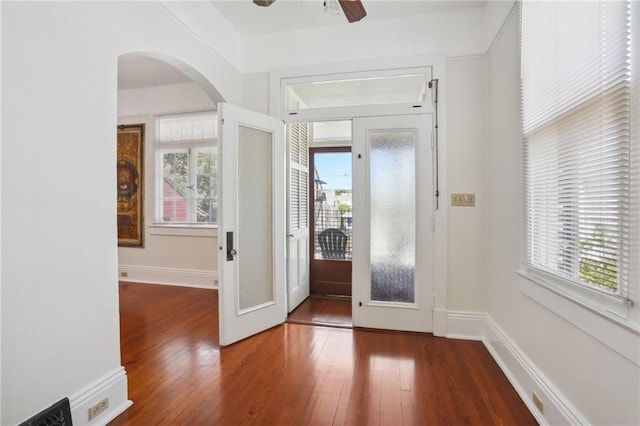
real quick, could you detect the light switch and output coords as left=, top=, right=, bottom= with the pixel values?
left=451, top=193, right=475, bottom=207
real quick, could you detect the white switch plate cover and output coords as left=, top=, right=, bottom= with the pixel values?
left=451, top=193, right=476, bottom=207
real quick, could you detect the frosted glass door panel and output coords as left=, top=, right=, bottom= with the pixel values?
left=352, top=114, right=432, bottom=332
left=369, top=132, right=416, bottom=303
left=238, top=125, right=273, bottom=311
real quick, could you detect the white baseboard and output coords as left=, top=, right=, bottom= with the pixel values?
left=433, top=308, right=448, bottom=337
left=446, top=310, right=485, bottom=340
left=69, top=367, right=132, bottom=426
left=483, top=316, right=588, bottom=425
left=118, top=265, right=218, bottom=289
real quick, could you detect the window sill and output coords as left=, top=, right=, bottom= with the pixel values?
left=517, top=267, right=640, bottom=366
left=149, top=224, right=218, bottom=238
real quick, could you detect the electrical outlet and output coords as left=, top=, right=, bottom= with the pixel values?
left=88, top=397, right=109, bottom=420
left=120, top=272, right=128, bottom=278
left=532, top=392, right=544, bottom=414
left=451, top=193, right=476, bottom=207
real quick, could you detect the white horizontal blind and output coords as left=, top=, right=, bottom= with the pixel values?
left=155, top=111, right=218, bottom=224
left=521, top=1, right=632, bottom=297
left=157, top=111, right=217, bottom=143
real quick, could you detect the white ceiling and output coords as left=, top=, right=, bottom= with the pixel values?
left=118, top=1, right=487, bottom=90
left=212, top=0, right=486, bottom=37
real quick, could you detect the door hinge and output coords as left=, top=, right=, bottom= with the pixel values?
left=221, top=118, right=225, bottom=124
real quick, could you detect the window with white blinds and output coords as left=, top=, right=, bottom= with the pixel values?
left=521, top=1, right=632, bottom=299
left=155, top=111, right=218, bottom=225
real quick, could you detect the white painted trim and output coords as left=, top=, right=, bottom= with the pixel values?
left=118, top=265, right=218, bottom=289
left=483, top=316, right=589, bottom=426
left=148, top=224, right=218, bottom=238
left=69, top=367, right=132, bottom=426
left=432, top=61, right=448, bottom=338
left=283, top=103, right=433, bottom=123
left=446, top=310, right=485, bottom=340
left=433, top=308, right=448, bottom=337
left=518, top=272, right=640, bottom=366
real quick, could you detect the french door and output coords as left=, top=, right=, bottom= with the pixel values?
left=217, top=107, right=433, bottom=343
left=309, top=147, right=353, bottom=296
left=352, top=114, right=433, bottom=332
left=217, top=103, right=286, bottom=346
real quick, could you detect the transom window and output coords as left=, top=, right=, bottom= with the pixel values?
left=280, top=67, right=433, bottom=121
left=155, top=111, right=218, bottom=225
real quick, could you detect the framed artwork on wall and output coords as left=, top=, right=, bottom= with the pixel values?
left=117, top=124, right=144, bottom=247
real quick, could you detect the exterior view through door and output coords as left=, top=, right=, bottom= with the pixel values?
left=310, top=147, right=353, bottom=297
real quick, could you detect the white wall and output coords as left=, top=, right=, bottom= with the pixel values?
left=485, top=10, right=640, bottom=424
left=445, top=56, right=488, bottom=314
left=157, top=1, right=243, bottom=72
left=118, top=82, right=218, bottom=288
left=242, top=73, right=270, bottom=115
left=1, top=2, right=240, bottom=425
left=244, top=7, right=489, bottom=73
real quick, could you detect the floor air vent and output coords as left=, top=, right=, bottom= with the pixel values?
left=19, top=398, right=73, bottom=426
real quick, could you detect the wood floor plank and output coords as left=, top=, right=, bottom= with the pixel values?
left=288, top=296, right=352, bottom=328
left=110, top=282, right=537, bottom=425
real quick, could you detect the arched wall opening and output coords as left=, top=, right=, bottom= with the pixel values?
left=116, top=51, right=224, bottom=289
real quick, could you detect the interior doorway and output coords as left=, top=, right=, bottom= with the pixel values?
left=309, top=147, right=353, bottom=297
left=286, top=121, right=354, bottom=329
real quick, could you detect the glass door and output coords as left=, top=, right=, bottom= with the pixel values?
left=309, top=147, right=353, bottom=296
left=352, top=114, right=433, bottom=332
left=217, top=103, right=286, bottom=346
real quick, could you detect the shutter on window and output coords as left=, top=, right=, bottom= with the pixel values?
left=288, top=98, right=309, bottom=233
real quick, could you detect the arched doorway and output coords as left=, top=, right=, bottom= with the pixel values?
left=116, top=51, right=225, bottom=397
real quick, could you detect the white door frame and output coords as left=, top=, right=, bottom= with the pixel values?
left=270, top=58, right=448, bottom=336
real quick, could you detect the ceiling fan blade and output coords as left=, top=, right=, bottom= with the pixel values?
left=253, top=0, right=276, bottom=6
left=338, top=0, right=367, bottom=23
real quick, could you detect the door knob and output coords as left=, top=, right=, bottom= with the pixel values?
left=226, top=231, right=236, bottom=261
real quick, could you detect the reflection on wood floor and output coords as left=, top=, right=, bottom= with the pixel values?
left=287, top=296, right=352, bottom=328
left=111, top=282, right=537, bottom=426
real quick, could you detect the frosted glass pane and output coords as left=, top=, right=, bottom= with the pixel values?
left=370, top=132, right=415, bottom=303
left=238, top=125, right=273, bottom=311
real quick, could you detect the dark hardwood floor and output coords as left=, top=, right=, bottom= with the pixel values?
left=111, top=282, right=537, bottom=425
left=288, top=296, right=352, bottom=328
